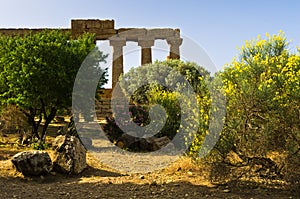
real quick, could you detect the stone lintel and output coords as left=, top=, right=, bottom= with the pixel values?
left=147, top=28, right=177, bottom=39
left=118, top=28, right=147, bottom=41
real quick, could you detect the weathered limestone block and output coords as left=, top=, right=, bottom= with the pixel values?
left=71, top=19, right=115, bottom=39
left=147, top=28, right=176, bottom=39
left=118, top=28, right=147, bottom=40
left=71, top=19, right=114, bottom=30
left=11, top=150, right=52, bottom=176
left=167, top=37, right=183, bottom=59
left=52, top=135, right=87, bottom=174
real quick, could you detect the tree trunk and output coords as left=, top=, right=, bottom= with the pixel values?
left=23, top=108, right=41, bottom=140
left=41, top=106, right=57, bottom=142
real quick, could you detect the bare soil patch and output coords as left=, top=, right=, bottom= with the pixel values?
left=0, top=133, right=299, bottom=199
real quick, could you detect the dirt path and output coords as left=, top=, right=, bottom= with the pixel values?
left=0, top=131, right=299, bottom=199
left=0, top=148, right=299, bottom=199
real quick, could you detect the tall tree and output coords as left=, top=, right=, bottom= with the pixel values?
left=0, top=30, right=108, bottom=141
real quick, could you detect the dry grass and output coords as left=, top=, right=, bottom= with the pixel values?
left=0, top=132, right=299, bottom=198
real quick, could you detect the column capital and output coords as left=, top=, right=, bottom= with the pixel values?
left=167, top=37, right=183, bottom=46
left=138, top=38, right=155, bottom=48
left=109, top=37, right=126, bottom=47
left=167, top=37, right=182, bottom=60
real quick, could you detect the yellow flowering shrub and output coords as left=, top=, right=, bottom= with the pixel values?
left=219, top=32, right=300, bottom=158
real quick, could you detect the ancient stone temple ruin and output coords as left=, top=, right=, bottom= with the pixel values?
left=71, top=19, right=182, bottom=89
left=0, top=19, right=183, bottom=118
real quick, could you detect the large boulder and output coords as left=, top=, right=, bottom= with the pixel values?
left=52, top=135, right=87, bottom=174
left=11, top=150, right=52, bottom=176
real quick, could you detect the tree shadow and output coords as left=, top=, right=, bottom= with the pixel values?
left=0, top=175, right=298, bottom=199
left=80, top=165, right=124, bottom=178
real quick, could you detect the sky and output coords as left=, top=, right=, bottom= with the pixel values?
left=1, top=0, right=300, bottom=87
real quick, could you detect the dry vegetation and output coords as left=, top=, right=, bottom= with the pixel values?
left=0, top=132, right=299, bottom=199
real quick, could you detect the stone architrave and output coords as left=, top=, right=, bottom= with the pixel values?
left=109, top=37, right=126, bottom=89
left=138, top=38, right=154, bottom=65
left=167, top=37, right=183, bottom=59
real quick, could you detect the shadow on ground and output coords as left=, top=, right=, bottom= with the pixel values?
left=0, top=172, right=298, bottom=199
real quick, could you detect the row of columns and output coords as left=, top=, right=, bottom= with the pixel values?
left=109, top=37, right=182, bottom=89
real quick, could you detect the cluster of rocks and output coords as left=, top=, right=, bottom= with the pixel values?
left=11, top=135, right=87, bottom=176
left=116, top=134, right=172, bottom=152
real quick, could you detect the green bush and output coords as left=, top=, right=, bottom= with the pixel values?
left=217, top=32, right=300, bottom=160
left=119, top=60, right=212, bottom=157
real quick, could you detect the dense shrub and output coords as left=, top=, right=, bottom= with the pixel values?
left=102, top=105, right=150, bottom=143
left=113, top=60, right=212, bottom=156
left=216, top=32, right=300, bottom=163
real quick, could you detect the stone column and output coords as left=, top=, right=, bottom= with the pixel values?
left=167, top=37, right=183, bottom=59
left=138, top=38, right=154, bottom=65
left=109, top=38, right=126, bottom=89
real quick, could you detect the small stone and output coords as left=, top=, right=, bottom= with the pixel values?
left=139, top=175, right=145, bottom=179
left=209, top=184, right=218, bottom=188
left=185, top=193, right=189, bottom=197
left=187, top=171, right=193, bottom=176
left=50, top=171, right=56, bottom=176
left=223, top=189, right=231, bottom=193
left=150, top=180, right=157, bottom=186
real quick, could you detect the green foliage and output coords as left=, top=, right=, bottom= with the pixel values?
left=102, top=105, right=150, bottom=143
left=219, top=32, right=300, bottom=158
left=119, top=60, right=211, bottom=157
left=0, top=30, right=108, bottom=141
left=146, top=86, right=181, bottom=139
left=31, top=141, right=49, bottom=150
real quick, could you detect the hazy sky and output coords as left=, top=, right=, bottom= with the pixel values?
left=1, top=0, right=299, bottom=85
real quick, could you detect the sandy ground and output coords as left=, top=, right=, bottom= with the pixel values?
left=0, top=135, right=299, bottom=199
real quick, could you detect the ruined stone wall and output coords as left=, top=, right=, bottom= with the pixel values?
left=95, top=89, right=113, bottom=118
left=71, top=19, right=116, bottom=40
